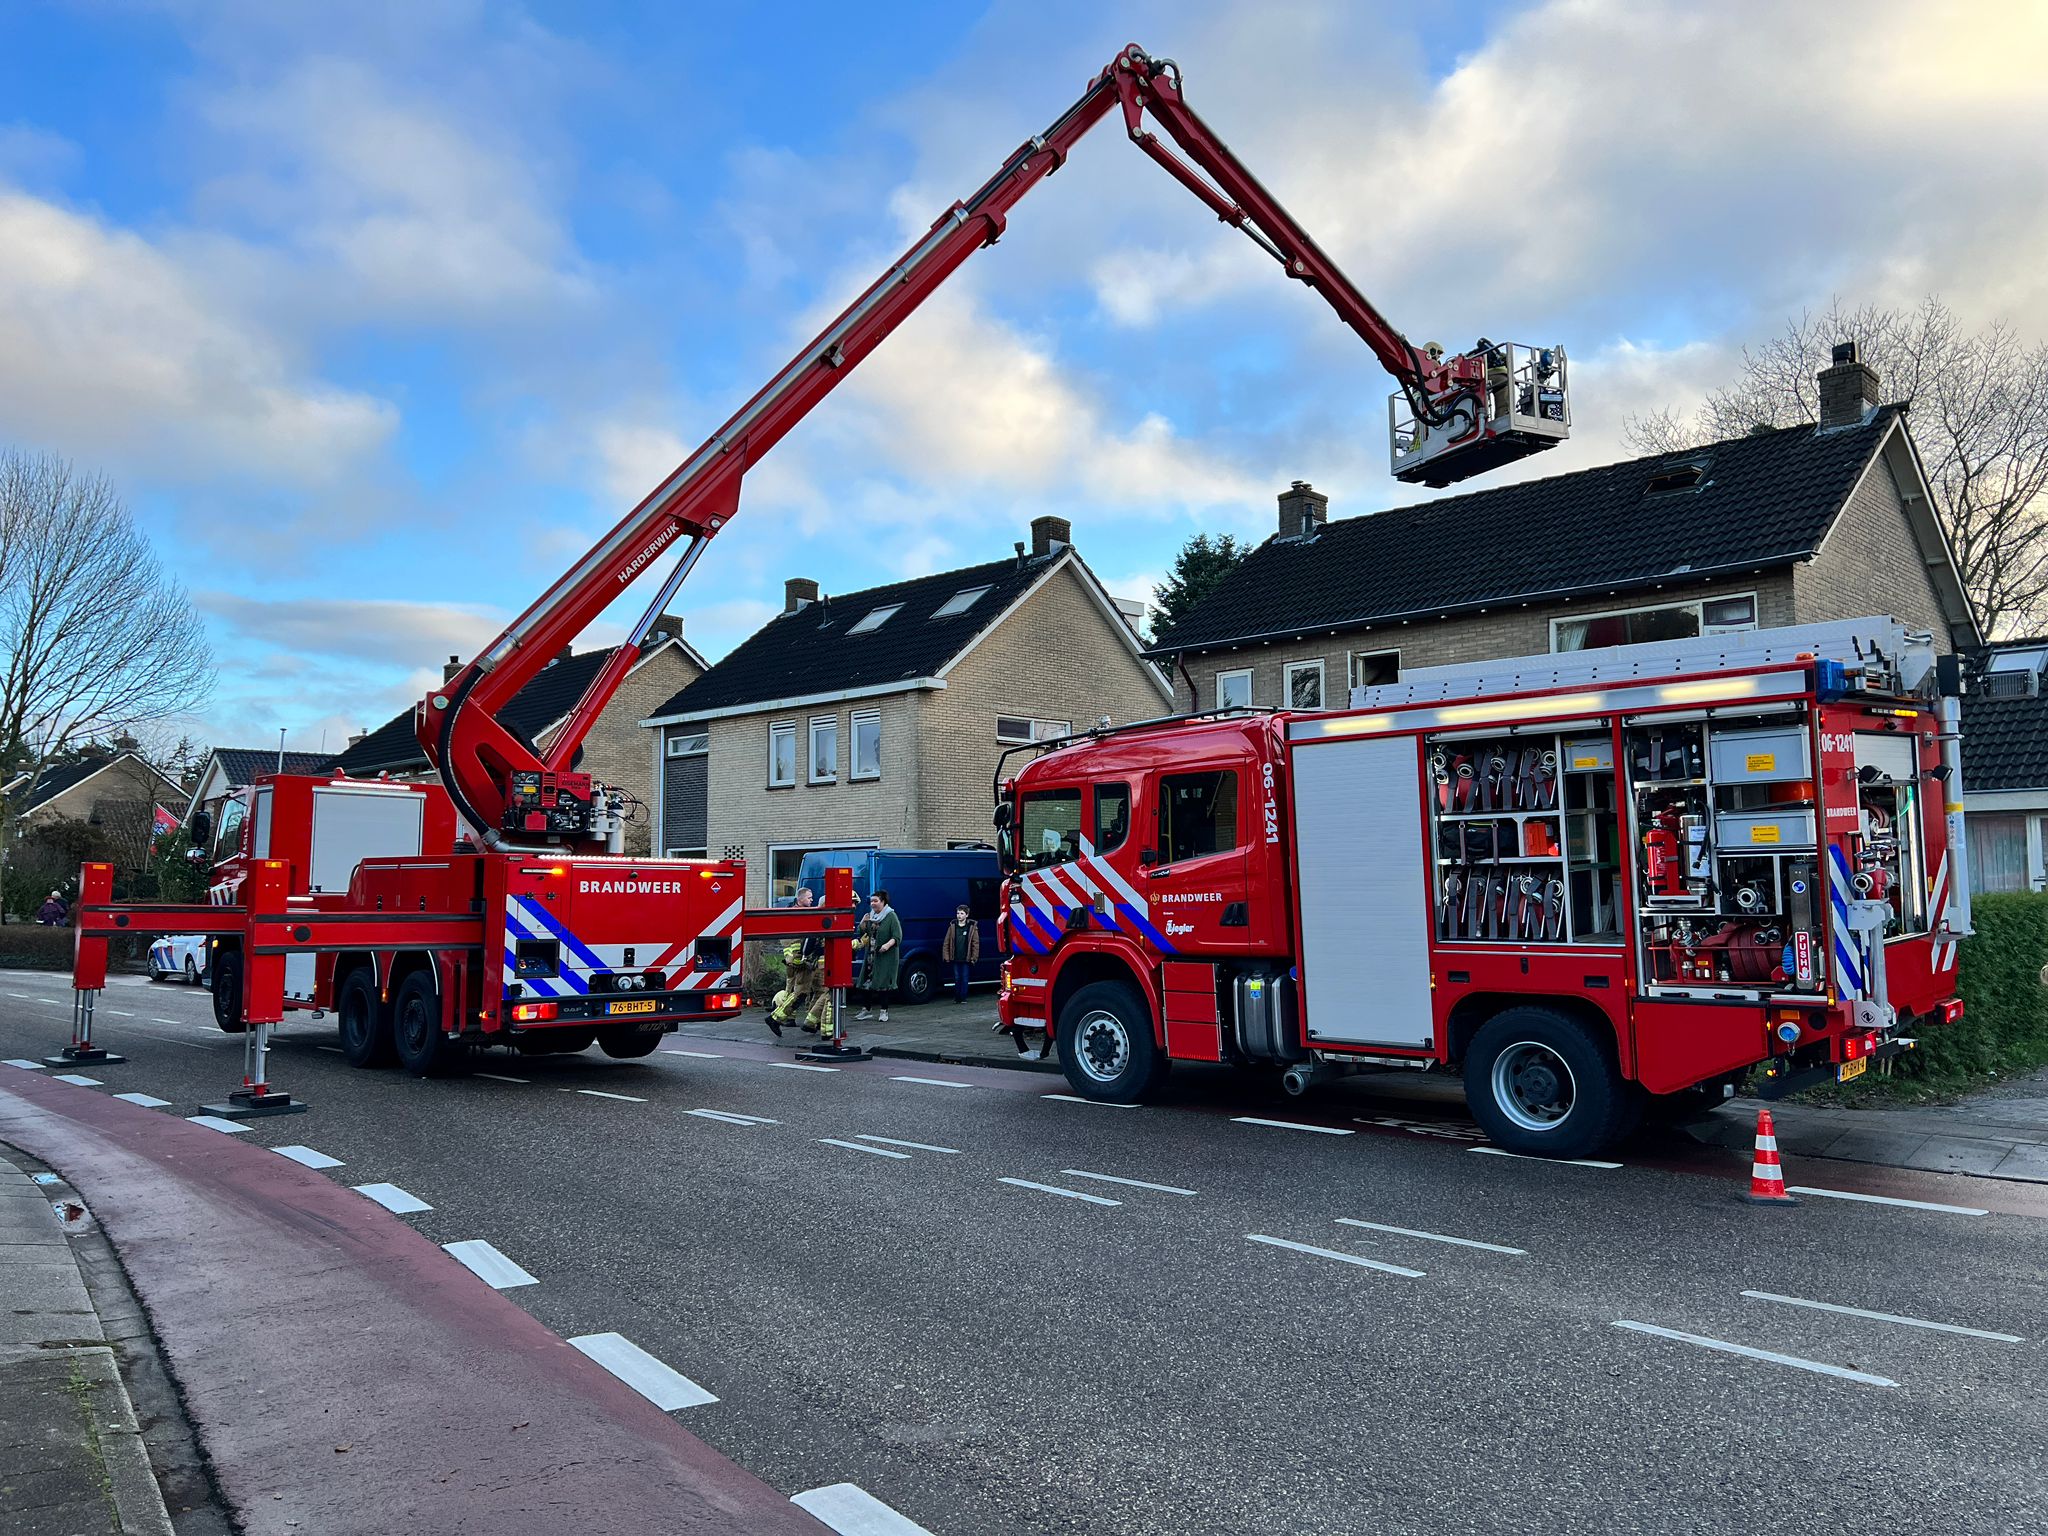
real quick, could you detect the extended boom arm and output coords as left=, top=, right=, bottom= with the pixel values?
left=422, top=44, right=1545, bottom=847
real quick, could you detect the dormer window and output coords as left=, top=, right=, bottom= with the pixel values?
left=1644, top=462, right=1708, bottom=496
left=847, top=604, right=902, bottom=635
left=932, top=585, right=992, bottom=618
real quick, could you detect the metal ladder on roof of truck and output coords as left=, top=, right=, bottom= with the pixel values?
left=1346, top=617, right=1931, bottom=711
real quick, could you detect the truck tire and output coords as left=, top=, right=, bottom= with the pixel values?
left=210, top=948, right=248, bottom=1034
left=1056, top=980, right=1165, bottom=1104
left=390, top=970, right=465, bottom=1076
left=336, top=968, right=396, bottom=1069
left=899, top=957, right=937, bottom=1006
left=1463, top=1006, right=1626, bottom=1159
left=597, top=1025, right=663, bottom=1059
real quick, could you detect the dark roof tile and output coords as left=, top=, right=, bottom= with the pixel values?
left=1962, top=692, right=2048, bottom=793
left=335, top=647, right=623, bottom=775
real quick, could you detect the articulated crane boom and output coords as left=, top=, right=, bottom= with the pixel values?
left=422, top=43, right=1570, bottom=848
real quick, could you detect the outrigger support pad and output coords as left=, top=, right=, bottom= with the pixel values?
left=48, top=989, right=125, bottom=1067
left=200, top=1021, right=308, bottom=1120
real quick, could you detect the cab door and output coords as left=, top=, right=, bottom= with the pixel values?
left=1141, top=763, right=1254, bottom=955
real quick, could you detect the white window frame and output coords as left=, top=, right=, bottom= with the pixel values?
left=808, top=715, right=838, bottom=784
left=1347, top=648, right=1400, bottom=692
left=1216, top=668, right=1253, bottom=711
left=933, top=585, right=992, bottom=618
left=666, top=729, right=708, bottom=759
left=850, top=708, right=882, bottom=781
left=1549, top=590, right=1758, bottom=653
left=847, top=604, right=902, bottom=635
left=996, top=715, right=1072, bottom=745
left=1284, top=660, right=1325, bottom=710
left=665, top=846, right=708, bottom=859
left=767, top=721, right=797, bottom=788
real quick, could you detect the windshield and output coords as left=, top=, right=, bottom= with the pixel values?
left=1015, top=788, right=1082, bottom=870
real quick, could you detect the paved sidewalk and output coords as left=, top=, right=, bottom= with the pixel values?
left=1695, top=1089, right=2048, bottom=1183
left=678, top=991, right=1053, bottom=1071
left=1, top=1150, right=175, bottom=1536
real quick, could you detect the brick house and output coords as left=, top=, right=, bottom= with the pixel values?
left=333, top=616, right=705, bottom=855
left=3, top=748, right=185, bottom=835
left=1960, top=638, right=2048, bottom=894
left=641, top=518, right=1173, bottom=903
left=1148, top=348, right=1981, bottom=710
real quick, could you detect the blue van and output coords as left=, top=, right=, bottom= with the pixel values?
left=795, top=847, right=1002, bottom=1004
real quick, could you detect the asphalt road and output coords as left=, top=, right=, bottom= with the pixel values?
left=5, top=966, right=2047, bottom=1536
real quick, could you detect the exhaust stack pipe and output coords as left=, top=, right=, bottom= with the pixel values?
left=1281, top=1062, right=1337, bottom=1097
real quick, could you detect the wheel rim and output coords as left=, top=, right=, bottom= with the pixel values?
left=398, top=993, right=432, bottom=1056
left=906, top=969, right=930, bottom=1001
left=1073, top=1009, right=1132, bottom=1084
left=1491, top=1040, right=1576, bottom=1132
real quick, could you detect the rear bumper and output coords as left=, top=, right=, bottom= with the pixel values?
left=506, top=987, right=743, bottom=1026
left=1752, top=1037, right=1916, bottom=1100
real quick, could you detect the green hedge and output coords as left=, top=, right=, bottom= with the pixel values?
left=1821, top=891, right=2048, bottom=1102
left=0, top=923, right=152, bottom=975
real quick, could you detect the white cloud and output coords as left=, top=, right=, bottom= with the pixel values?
left=197, top=592, right=507, bottom=671
left=0, top=189, right=396, bottom=484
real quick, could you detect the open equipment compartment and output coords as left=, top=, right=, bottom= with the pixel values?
left=1624, top=706, right=1826, bottom=997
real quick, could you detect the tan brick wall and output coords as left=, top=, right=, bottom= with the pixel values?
left=1167, top=573, right=1799, bottom=710
left=919, top=560, right=1174, bottom=849
left=1794, top=448, right=1957, bottom=647
left=704, top=692, right=923, bottom=906
left=537, top=641, right=701, bottom=856
left=19, top=757, right=181, bottom=830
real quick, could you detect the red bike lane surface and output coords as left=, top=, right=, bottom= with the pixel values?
left=0, top=1074, right=828, bottom=1536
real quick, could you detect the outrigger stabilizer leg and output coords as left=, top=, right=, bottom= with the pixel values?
left=49, top=987, right=125, bottom=1068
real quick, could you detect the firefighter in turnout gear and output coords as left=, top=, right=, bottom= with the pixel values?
left=767, top=886, right=825, bottom=1037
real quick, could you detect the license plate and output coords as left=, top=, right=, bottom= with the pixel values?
left=1837, top=1056, right=1867, bottom=1082
left=607, top=998, right=658, bottom=1016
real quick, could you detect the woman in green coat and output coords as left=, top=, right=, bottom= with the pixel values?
left=855, top=890, right=902, bottom=1023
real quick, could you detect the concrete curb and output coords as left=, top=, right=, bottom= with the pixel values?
left=0, top=1072, right=828, bottom=1536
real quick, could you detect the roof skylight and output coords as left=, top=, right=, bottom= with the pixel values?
left=847, top=603, right=902, bottom=635
left=932, top=585, right=992, bottom=618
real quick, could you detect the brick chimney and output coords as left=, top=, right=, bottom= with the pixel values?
left=443, top=654, right=461, bottom=683
left=641, top=611, right=684, bottom=651
left=785, top=577, right=819, bottom=613
left=1818, top=340, right=1881, bottom=429
left=1278, top=480, right=1328, bottom=538
left=1030, top=515, right=1071, bottom=557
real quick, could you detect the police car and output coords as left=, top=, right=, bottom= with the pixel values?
left=147, top=935, right=209, bottom=985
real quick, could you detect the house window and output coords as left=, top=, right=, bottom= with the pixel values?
left=996, top=716, right=1071, bottom=745
left=1159, top=770, right=1239, bottom=864
left=847, top=604, right=902, bottom=635
left=1285, top=660, right=1325, bottom=710
left=767, top=722, right=796, bottom=787
left=1093, top=782, right=1131, bottom=854
left=1348, top=649, right=1399, bottom=692
left=665, top=729, right=708, bottom=759
left=665, top=846, right=708, bottom=859
left=1551, top=593, right=1758, bottom=652
left=1216, top=668, right=1252, bottom=711
left=768, top=842, right=876, bottom=903
left=933, top=585, right=992, bottom=618
left=808, top=717, right=838, bottom=783
left=850, top=709, right=882, bottom=780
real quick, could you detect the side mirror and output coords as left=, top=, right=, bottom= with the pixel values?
left=991, top=802, right=1013, bottom=830
left=188, top=809, right=213, bottom=847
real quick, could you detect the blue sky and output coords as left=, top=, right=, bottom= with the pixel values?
left=4, top=0, right=2044, bottom=752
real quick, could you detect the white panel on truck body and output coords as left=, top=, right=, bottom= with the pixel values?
left=309, top=788, right=426, bottom=895
left=1290, top=734, right=1435, bottom=1047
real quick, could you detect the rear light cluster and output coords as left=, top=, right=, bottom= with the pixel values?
left=1939, top=998, right=1965, bottom=1024
left=708, top=992, right=742, bottom=1011
left=511, top=1001, right=558, bottom=1023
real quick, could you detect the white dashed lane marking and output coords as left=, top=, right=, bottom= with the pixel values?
left=571, top=1089, right=647, bottom=1103
left=998, top=1177, right=1120, bottom=1207
left=475, top=1073, right=528, bottom=1084
left=821, top=1138, right=910, bottom=1160
left=4, top=1059, right=47, bottom=1070
left=774, top=1062, right=840, bottom=1073
left=686, top=1109, right=778, bottom=1126
left=1784, top=1186, right=1988, bottom=1216
left=186, top=1115, right=250, bottom=1134
left=662, top=1049, right=725, bottom=1058
left=273, top=1145, right=343, bottom=1170
left=1232, top=1116, right=1353, bottom=1136
left=890, top=1075, right=975, bottom=1090
left=442, top=1240, right=539, bottom=1289
left=1246, top=1234, right=1425, bottom=1278
left=1059, top=1169, right=1196, bottom=1196
left=792, top=1483, right=936, bottom=1535
left=568, top=1332, right=717, bottom=1410
left=113, top=1092, right=170, bottom=1108
left=1335, top=1218, right=1526, bottom=1255
left=54, top=1074, right=103, bottom=1086
left=1741, top=1290, right=2022, bottom=1342
left=1613, top=1320, right=1896, bottom=1387
left=1042, top=1093, right=1139, bottom=1108
left=1469, top=1146, right=1621, bottom=1169
left=855, top=1135, right=960, bottom=1155
left=352, top=1182, right=431, bottom=1214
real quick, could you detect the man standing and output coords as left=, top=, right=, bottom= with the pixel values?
left=767, top=886, right=824, bottom=1038
left=854, top=889, right=901, bottom=1024
left=940, top=902, right=978, bottom=1003
left=36, top=890, right=67, bottom=926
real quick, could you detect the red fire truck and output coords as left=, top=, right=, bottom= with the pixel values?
left=995, top=618, right=1972, bottom=1156
left=62, top=43, right=1573, bottom=1109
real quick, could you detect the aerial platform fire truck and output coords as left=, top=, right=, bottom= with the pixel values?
left=995, top=619, right=1972, bottom=1157
left=64, top=43, right=1570, bottom=1107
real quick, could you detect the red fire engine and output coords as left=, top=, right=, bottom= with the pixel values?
left=995, top=619, right=1972, bottom=1157
left=62, top=43, right=1572, bottom=1110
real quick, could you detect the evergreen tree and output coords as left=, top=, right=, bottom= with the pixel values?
left=1149, top=533, right=1248, bottom=638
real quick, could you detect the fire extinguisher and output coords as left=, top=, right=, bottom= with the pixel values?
left=1645, top=810, right=1685, bottom=899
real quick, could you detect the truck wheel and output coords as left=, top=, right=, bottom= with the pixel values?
left=1056, top=981, right=1164, bottom=1104
left=335, top=968, right=396, bottom=1069
left=390, top=971, right=463, bottom=1076
left=597, top=1025, right=662, bottom=1059
left=1464, top=1007, right=1626, bottom=1159
left=899, top=957, right=937, bottom=1006
left=210, top=949, right=248, bottom=1034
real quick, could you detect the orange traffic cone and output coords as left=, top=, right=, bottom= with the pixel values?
left=1742, top=1108, right=1799, bottom=1205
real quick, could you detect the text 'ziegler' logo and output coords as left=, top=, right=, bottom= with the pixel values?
left=579, top=879, right=687, bottom=895
left=1165, top=919, right=1195, bottom=936
left=616, top=521, right=681, bottom=584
